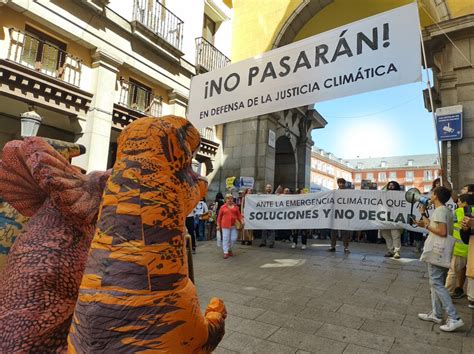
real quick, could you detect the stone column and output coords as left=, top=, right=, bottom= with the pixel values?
left=168, top=90, right=188, bottom=117
left=73, top=50, right=121, bottom=172
left=424, top=16, right=474, bottom=189
left=208, top=116, right=276, bottom=195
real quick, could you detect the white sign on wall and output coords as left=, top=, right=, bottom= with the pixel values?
left=268, top=129, right=276, bottom=148
left=188, top=3, right=421, bottom=128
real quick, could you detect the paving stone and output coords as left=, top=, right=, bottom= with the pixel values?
left=305, top=297, right=343, bottom=312
left=219, top=332, right=263, bottom=352
left=299, top=307, right=365, bottom=330
left=388, top=339, right=458, bottom=354
left=343, top=343, right=388, bottom=354
left=337, top=304, right=405, bottom=324
left=249, top=339, right=298, bottom=354
left=248, top=297, right=305, bottom=316
left=267, top=327, right=310, bottom=348
left=225, top=315, right=279, bottom=339
left=361, top=318, right=463, bottom=351
left=224, top=301, right=267, bottom=320
left=316, top=323, right=395, bottom=351
left=298, top=333, right=347, bottom=353
left=256, top=310, right=324, bottom=334
left=203, top=288, right=256, bottom=305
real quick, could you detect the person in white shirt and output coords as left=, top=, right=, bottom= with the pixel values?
left=193, top=198, right=209, bottom=241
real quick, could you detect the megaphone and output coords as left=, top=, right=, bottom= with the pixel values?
left=405, top=188, right=430, bottom=206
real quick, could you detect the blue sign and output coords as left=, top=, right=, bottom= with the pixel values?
left=436, top=112, right=462, bottom=141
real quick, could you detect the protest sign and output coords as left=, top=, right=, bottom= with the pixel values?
left=244, top=190, right=446, bottom=231
left=188, top=3, right=421, bottom=128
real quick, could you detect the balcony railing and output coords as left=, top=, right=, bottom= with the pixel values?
left=118, top=79, right=162, bottom=117
left=7, top=28, right=82, bottom=87
left=195, top=37, right=231, bottom=72
left=133, top=0, right=184, bottom=50
left=199, top=127, right=215, bottom=141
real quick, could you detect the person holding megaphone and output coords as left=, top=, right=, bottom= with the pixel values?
left=416, top=186, right=464, bottom=332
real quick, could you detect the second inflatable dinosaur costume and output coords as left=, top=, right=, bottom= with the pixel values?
left=68, top=116, right=227, bottom=353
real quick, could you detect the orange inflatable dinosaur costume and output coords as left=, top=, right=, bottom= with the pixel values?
left=68, top=116, right=227, bottom=353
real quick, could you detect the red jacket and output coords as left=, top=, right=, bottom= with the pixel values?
left=217, top=204, right=242, bottom=229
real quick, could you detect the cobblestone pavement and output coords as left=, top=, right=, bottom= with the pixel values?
left=193, top=239, right=474, bottom=354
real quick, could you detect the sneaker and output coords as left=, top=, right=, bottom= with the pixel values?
left=223, top=253, right=229, bottom=259
left=384, top=252, right=394, bottom=257
left=417, top=312, right=442, bottom=324
left=228, top=250, right=233, bottom=256
left=468, top=301, right=474, bottom=309
left=344, top=248, right=350, bottom=254
left=393, top=252, right=400, bottom=259
left=451, top=287, right=465, bottom=299
left=291, top=243, right=296, bottom=249
left=440, top=318, right=464, bottom=332
left=327, top=247, right=336, bottom=252
left=259, top=243, right=266, bottom=247
left=301, top=245, right=307, bottom=250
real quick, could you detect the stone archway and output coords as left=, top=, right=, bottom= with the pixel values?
left=274, top=135, right=297, bottom=190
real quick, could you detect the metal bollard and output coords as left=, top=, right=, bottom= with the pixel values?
left=185, top=233, right=195, bottom=284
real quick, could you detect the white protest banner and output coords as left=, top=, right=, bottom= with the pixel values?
left=244, top=190, right=442, bottom=231
left=188, top=3, right=421, bottom=129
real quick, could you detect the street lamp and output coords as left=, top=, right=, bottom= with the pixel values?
left=20, top=109, right=42, bottom=137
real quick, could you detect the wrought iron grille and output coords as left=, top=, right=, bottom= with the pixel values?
left=133, top=0, right=184, bottom=50
left=7, top=28, right=82, bottom=87
left=195, top=37, right=231, bottom=72
left=118, top=79, right=163, bottom=117
left=199, top=126, right=215, bottom=141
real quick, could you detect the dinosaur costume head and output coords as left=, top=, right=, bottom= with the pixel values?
left=69, top=116, right=226, bottom=353
left=116, top=115, right=207, bottom=216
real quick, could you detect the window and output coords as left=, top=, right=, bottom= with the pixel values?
left=21, top=26, right=66, bottom=77
left=380, top=161, right=386, bottom=168
left=424, top=170, right=433, bottom=181
left=405, top=171, right=414, bottom=182
left=128, top=78, right=152, bottom=113
left=357, top=163, right=363, bottom=169
left=202, top=14, right=217, bottom=44
left=378, top=172, right=386, bottom=182
left=366, top=172, right=374, bottom=181
left=407, top=159, right=414, bottom=166
left=434, top=170, right=439, bottom=179
left=355, top=173, right=361, bottom=182
left=424, top=185, right=431, bottom=193
left=389, top=171, right=397, bottom=180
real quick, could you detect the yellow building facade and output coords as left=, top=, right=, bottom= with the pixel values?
left=219, top=0, right=474, bottom=191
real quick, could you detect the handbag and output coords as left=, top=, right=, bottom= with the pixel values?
left=234, top=219, right=242, bottom=230
left=216, top=230, right=222, bottom=248
left=199, top=212, right=210, bottom=221
left=420, top=233, right=456, bottom=269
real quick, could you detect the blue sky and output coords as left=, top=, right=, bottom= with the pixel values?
left=312, top=69, right=438, bottom=159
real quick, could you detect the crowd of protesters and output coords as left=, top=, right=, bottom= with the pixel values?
left=184, top=175, right=474, bottom=333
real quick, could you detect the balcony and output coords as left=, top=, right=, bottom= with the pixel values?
left=113, top=79, right=163, bottom=127
left=132, top=0, right=184, bottom=52
left=0, top=28, right=92, bottom=117
left=195, top=37, right=231, bottom=73
left=198, top=126, right=219, bottom=158
left=7, top=28, right=82, bottom=87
